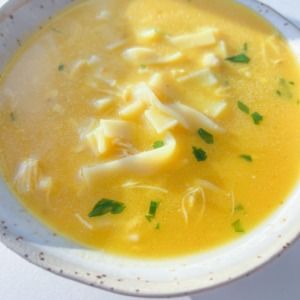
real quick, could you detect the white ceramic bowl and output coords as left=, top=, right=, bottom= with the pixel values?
left=0, top=0, right=300, bottom=297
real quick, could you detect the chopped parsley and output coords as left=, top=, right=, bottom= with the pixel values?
left=153, top=140, right=164, bottom=149
left=237, top=101, right=250, bottom=114
left=192, top=147, right=207, bottom=162
left=240, top=154, right=253, bottom=162
left=88, top=198, right=125, bottom=217
left=146, top=200, right=159, bottom=222
left=140, top=64, right=147, bottom=69
left=198, top=128, right=214, bottom=144
left=251, top=112, right=263, bottom=125
left=9, top=112, right=16, bottom=122
left=277, top=78, right=293, bottom=99
left=237, top=101, right=263, bottom=125
left=234, top=204, right=245, bottom=212
left=155, top=223, right=160, bottom=230
left=226, top=53, right=250, bottom=64
left=243, top=42, right=248, bottom=52
left=232, top=219, right=245, bottom=233
left=58, top=64, right=65, bottom=71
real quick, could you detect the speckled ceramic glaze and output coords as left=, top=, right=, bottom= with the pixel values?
left=0, top=0, right=300, bottom=297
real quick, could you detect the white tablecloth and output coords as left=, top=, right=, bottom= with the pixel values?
left=1, top=1, right=300, bottom=299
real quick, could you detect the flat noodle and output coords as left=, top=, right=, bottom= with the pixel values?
left=75, top=213, right=94, bottom=230
left=122, top=180, right=168, bottom=193
left=169, top=102, right=225, bottom=133
left=80, top=134, right=176, bottom=182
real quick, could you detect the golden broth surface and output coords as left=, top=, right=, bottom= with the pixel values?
left=0, top=0, right=300, bottom=258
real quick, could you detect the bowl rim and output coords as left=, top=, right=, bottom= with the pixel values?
left=0, top=0, right=300, bottom=298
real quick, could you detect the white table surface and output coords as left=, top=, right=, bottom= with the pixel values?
left=1, top=1, right=300, bottom=299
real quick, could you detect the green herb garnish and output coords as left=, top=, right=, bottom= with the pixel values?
left=232, top=219, right=245, bottom=233
left=153, top=140, right=164, bottom=149
left=192, top=147, right=207, bottom=162
left=243, top=42, right=248, bottom=52
left=140, top=64, right=147, bottom=69
left=155, top=223, right=160, bottom=230
left=9, top=112, right=16, bottom=122
left=198, top=128, right=214, bottom=144
left=234, top=204, right=245, bottom=212
left=226, top=53, right=250, bottom=64
left=58, top=64, right=65, bottom=71
left=146, top=200, right=159, bottom=222
left=251, top=112, right=263, bottom=125
left=88, top=199, right=125, bottom=217
left=240, top=154, right=253, bottom=162
left=277, top=78, right=293, bottom=99
left=237, top=101, right=250, bottom=114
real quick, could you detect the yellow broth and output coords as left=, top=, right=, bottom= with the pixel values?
left=0, top=0, right=300, bottom=258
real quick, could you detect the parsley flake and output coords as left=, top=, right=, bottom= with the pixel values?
left=58, top=64, right=65, bottom=71
left=232, top=219, right=245, bottom=233
left=88, top=199, right=125, bottom=218
left=251, top=112, right=263, bottom=125
left=198, top=128, right=214, bottom=144
left=240, top=154, right=253, bottom=162
left=146, top=200, right=159, bottom=222
left=192, top=147, right=207, bottom=161
left=9, top=112, right=16, bottom=122
left=226, top=53, right=250, bottom=64
left=234, top=204, right=245, bottom=212
left=237, top=101, right=250, bottom=114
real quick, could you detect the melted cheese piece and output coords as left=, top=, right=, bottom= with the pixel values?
left=80, top=134, right=176, bottom=182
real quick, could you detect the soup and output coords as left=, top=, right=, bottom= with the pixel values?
left=0, top=0, right=300, bottom=258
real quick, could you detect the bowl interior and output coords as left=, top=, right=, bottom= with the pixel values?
left=0, top=0, right=300, bottom=297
